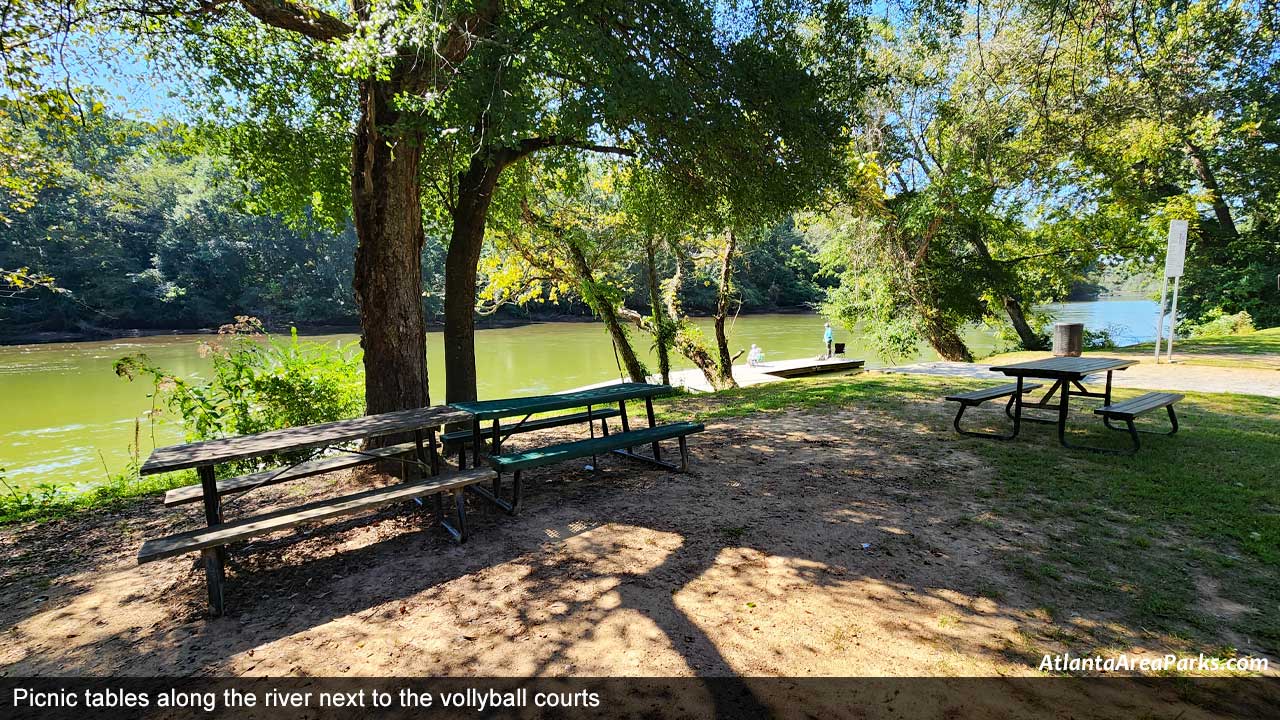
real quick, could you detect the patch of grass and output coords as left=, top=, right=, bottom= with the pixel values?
left=0, top=469, right=196, bottom=525
left=1127, top=326, right=1280, bottom=357
left=719, top=524, right=749, bottom=540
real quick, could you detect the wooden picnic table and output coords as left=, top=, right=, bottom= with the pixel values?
left=139, top=404, right=474, bottom=615
left=988, top=356, right=1136, bottom=449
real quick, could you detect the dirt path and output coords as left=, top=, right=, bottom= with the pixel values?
left=0, top=401, right=1274, bottom=715
left=882, top=360, right=1280, bottom=397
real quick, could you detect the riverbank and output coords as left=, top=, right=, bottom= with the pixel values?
left=1, top=374, right=1275, bottom=697
left=0, top=307, right=832, bottom=346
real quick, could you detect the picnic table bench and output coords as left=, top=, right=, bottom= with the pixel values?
left=440, top=407, right=621, bottom=466
left=945, top=356, right=1181, bottom=454
left=137, top=405, right=491, bottom=615
left=450, top=383, right=704, bottom=513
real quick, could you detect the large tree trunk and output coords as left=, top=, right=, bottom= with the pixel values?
left=443, top=157, right=503, bottom=405
left=712, top=231, right=738, bottom=385
left=1184, top=139, right=1238, bottom=241
left=1002, top=295, right=1045, bottom=350
left=919, top=309, right=973, bottom=362
left=351, top=79, right=429, bottom=420
left=645, top=236, right=672, bottom=385
left=565, top=241, right=648, bottom=383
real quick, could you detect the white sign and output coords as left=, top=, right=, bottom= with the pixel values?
left=1164, top=220, right=1188, bottom=277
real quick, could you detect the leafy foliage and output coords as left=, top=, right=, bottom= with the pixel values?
left=114, top=318, right=364, bottom=458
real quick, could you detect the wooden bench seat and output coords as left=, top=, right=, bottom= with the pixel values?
left=1095, top=392, right=1183, bottom=419
left=946, top=382, right=1042, bottom=439
left=473, top=422, right=705, bottom=515
left=1092, top=392, right=1181, bottom=454
left=162, top=441, right=421, bottom=507
left=139, top=468, right=493, bottom=564
left=945, top=382, right=1042, bottom=404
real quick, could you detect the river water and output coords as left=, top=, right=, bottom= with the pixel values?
left=0, top=299, right=1159, bottom=489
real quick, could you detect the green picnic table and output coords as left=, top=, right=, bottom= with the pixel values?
left=449, top=382, right=703, bottom=512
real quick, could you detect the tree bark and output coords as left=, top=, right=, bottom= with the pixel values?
left=712, top=231, right=738, bottom=385
left=645, top=236, right=672, bottom=385
left=351, top=79, right=429, bottom=420
left=920, top=310, right=974, bottom=362
left=1001, top=295, right=1045, bottom=350
left=662, top=257, right=735, bottom=390
left=1184, top=139, right=1239, bottom=240
left=965, top=229, right=1046, bottom=350
left=443, top=156, right=504, bottom=405
left=565, top=241, right=648, bottom=383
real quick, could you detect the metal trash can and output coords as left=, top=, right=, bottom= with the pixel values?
left=1053, top=323, right=1084, bottom=357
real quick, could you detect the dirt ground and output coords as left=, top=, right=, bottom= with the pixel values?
left=1, top=400, right=1275, bottom=714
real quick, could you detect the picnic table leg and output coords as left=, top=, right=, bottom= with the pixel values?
left=197, top=465, right=225, bottom=616
left=1056, top=379, right=1071, bottom=447
left=618, top=400, right=632, bottom=453
left=645, top=397, right=662, bottom=462
left=413, top=430, right=428, bottom=480
left=491, top=418, right=503, bottom=499
left=427, top=429, right=440, bottom=476
left=587, top=405, right=598, bottom=472
left=1011, top=376, right=1024, bottom=438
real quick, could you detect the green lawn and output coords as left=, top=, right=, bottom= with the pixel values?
left=658, top=373, right=1280, bottom=660
left=1124, top=326, right=1280, bottom=368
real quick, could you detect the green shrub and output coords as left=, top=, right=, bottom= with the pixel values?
left=116, top=317, right=365, bottom=467
left=1082, top=326, right=1119, bottom=349
left=1181, top=309, right=1256, bottom=338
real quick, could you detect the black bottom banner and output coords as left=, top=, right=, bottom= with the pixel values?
left=2, top=677, right=1277, bottom=720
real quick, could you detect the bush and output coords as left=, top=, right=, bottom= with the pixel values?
left=1180, top=309, right=1256, bottom=338
left=1082, top=326, right=1120, bottom=349
left=116, top=317, right=365, bottom=467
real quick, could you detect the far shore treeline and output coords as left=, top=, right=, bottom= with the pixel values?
left=0, top=118, right=829, bottom=341
left=3, top=0, right=1278, bottom=399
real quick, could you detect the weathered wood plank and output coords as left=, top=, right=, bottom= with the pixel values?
left=141, top=405, right=472, bottom=476
left=138, top=468, right=494, bottom=563
left=1096, top=392, right=1183, bottom=419
left=945, top=382, right=1042, bottom=404
left=990, top=356, right=1135, bottom=378
left=163, top=442, right=420, bottom=507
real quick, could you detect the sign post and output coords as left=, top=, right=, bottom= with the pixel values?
left=1154, top=220, right=1188, bottom=363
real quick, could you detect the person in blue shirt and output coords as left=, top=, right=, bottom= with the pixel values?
left=823, top=322, right=834, bottom=359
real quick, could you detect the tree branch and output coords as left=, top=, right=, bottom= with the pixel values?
left=238, top=0, right=352, bottom=41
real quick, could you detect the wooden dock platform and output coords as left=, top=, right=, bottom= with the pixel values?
left=572, top=356, right=866, bottom=393
left=758, top=357, right=865, bottom=379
